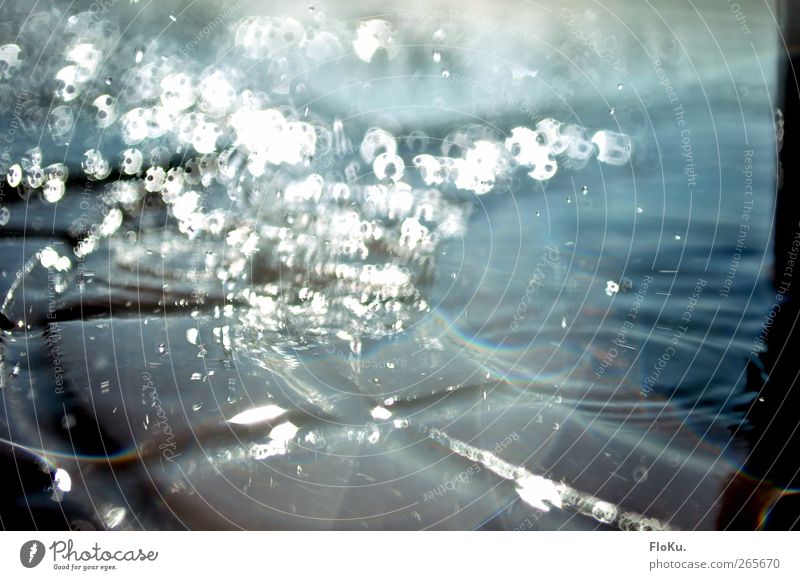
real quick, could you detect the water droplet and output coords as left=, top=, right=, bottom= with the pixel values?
left=617, top=83, right=624, bottom=90
left=673, top=233, right=682, bottom=241
left=432, top=50, right=442, bottom=63
left=169, top=13, right=178, bottom=22
left=134, top=48, right=143, bottom=64
left=53, top=468, right=72, bottom=493
left=61, top=413, right=77, bottom=429
left=441, top=69, right=450, bottom=78
left=593, top=130, right=631, bottom=166
left=186, top=328, right=199, bottom=345
left=104, top=507, right=126, bottom=529
left=592, top=501, right=617, bottom=524
left=6, top=164, right=22, bottom=187
left=566, top=196, right=572, bottom=204
left=105, top=77, right=112, bottom=85
left=371, top=406, right=392, bottom=420
left=157, top=343, right=167, bottom=355
left=633, top=466, right=648, bottom=482
left=609, top=107, right=616, bottom=115
left=535, top=211, right=540, bottom=217
left=353, top=20, right=399, bottom=63
left=636, top=206, right=644, bottom=214
left=373, top=152, right=405, bottom=181
left=581, top=185, right=589, bottom=195
left=0, top=206, right=9, bottom=226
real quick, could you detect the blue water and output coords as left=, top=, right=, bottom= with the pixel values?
left=0, top=0, right=782, bottom=529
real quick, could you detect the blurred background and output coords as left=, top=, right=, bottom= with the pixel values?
left=0, top=0, right=795, bottom=530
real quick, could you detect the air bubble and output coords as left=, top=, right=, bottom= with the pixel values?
left=65, top=42, right=102, bottom=84
left=592, top=130, right=632, bottom=165
left=44, top=180, right=65, bottom=203
left=561, top=125, right=592, bottom=161
left=104, top=507, right=126, bottom=529
left=163, top=167, right=186, bottom=200
left=505, top=127, right=553, bottom=180
left=25, top=167, right=44, bottom=188
left=6, top=164, right=22, bottom=187
left=120, top=108, right=149, bottom=144
left=197, top=70, right=237, bottom=118
left=303, top=30, right=344, bottom=63
left=373, top=152, right=405, bottom=182
left=160, top=73, right=195, bottom=112
left=360, top=128, right=397, bottom=163
left=92, top=94, right=116, bottom=128
left=55, top=66, right=81, bottom=101
left=61, top=413, right=77, bottom=430
left=0, top=44, right=22, bottom=80
left=120, top=148, right=143, bottom=175
left=592, top=501, right=618, bottom=524
left=353, top=20, right=399, bottom=63
left=413, top=154, right=443, bottom=185
left=605, top=281, right=620, bottom=296
left=82, top=149, right=111, bottom=181
left=536, top=118, right=568, bottom=155
left=144, top=166, right=167, bottom=192
left=405, top=130, right=429, bottom=152
left=22, top=147, right=42, bottom=170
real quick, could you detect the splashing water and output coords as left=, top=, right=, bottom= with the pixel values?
left=0, top=1, right=776, bottom=530
left=1, top=7, right=630, bottom=359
